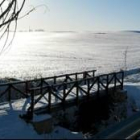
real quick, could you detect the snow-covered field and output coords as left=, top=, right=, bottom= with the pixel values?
left=0, top=31, right=140, bottom=80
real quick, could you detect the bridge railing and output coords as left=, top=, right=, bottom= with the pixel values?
left=0, top=70, right=96, bottom=102
left=26, top=71, right=124, bottom=120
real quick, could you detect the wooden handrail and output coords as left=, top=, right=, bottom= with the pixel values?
left=0, top=70, right=96, bottom=102
left=0, top=70, right=96, bottom=86
left=28, top=71, right=124, bottom=92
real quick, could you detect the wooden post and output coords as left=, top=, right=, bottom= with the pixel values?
left=8, top=84, right=11, bottom=102
left=114, top=73, right=117, bottom=91
left=97, top=77, right=100, bottom=99
left=83, top=72, right=85, bottom=79
left=30, top=90, right=34, bottom=120
left=40, top=78, right=43, bottom=95
left=54, top=76, right=56, bottom=84
left=75, top=73, right=78, bottom=81
left=62, top=83, right=66, bottom=110
left=121, top=71, right=124, bottom=90
left=106, top=75, right=109, bottom=109
left=93, top=70, right=95, bottom=77
left=87, top=79, right=90, bottom=100
left=48, top=86, right=51, bottom=113
left=66, top=75, right=68, bottom=82
left=63, top=83, right=66, bottom=98
left=83, top=72, right=87, bottom=84
left=25, top=81, right=29, bottom=95
left=106, top=75, right=109, bottom=95
left=65, top=75, right=68, bottom=88
left=76, top=81, right=79, bottom=105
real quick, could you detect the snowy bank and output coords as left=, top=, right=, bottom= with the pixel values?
left=0, top=71, right=140, bottom=139
left=0, top=99, right=84, bottom=139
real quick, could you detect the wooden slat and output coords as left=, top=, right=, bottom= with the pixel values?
left=65, top=83, right=76, bottom=99
left=34, top=89, right=49, bottom=105
left=89, top=78, right=98, bottom=91
left=78, top=85, right=88, bottom=95
left=50, top=90, right=63, bottom=101
left=108, top=75, right=115, bottom=84
left=99, top=80, right=106, bottom=89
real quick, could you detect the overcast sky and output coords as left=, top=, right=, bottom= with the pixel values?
left=17, top=0, right=140, bottom=31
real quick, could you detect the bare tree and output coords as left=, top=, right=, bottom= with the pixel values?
left=0, top=1, right=47, bottom=54
left=0, top=0, right=26, bottom=53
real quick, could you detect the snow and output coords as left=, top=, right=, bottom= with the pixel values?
left=0, top=57, right=140, bottom=138
left=0, top=99, right=84, bottom=139
left=32, top=114, right=51, bottom=122
left=125, top=83, right=140, bottom=115
left=1, top=74, right=140, bottom=139
left=44, top=127, right=83, bottom=139
left=0, top=74, right=140, bottom=139
left=0, top=100, right=40, bottom=139
left=1, top=68, right=140, bottom=139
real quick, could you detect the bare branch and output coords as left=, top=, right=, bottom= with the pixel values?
left=0, top=1, right=47, bottom=54
left=0, top=0, right=26, bottom=54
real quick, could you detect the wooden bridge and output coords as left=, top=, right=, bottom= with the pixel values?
left=0, top=70, right=124, bottom=122
left=22, top=70, right=124, bottom=121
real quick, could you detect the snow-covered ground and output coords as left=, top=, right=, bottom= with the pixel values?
left=0, top=99, right=84, bottom=139
left=0, top=72, right=140, bottom=139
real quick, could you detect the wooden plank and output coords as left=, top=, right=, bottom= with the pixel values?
left=34, top=89, right=49, bottom=105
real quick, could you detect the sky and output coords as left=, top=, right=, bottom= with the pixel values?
left=17, top=0, right=140, bottom=31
